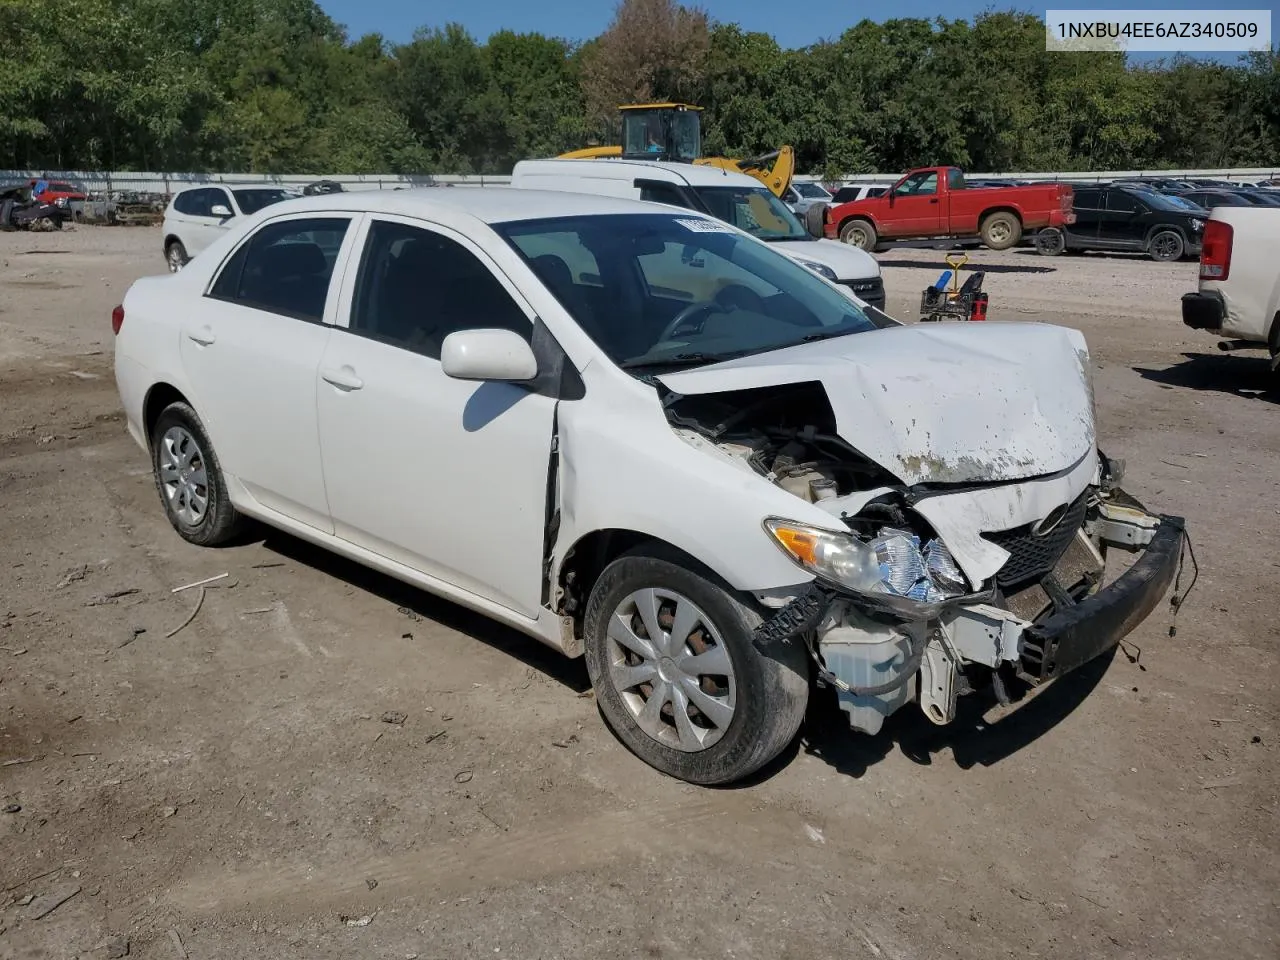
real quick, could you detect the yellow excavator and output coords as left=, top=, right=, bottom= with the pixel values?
left=559, top=103, right=796, bottom=198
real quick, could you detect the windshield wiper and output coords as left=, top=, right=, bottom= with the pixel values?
left=760, top=235, right=809, bottom=242
left=798, top=330, right=854, bottom=345
left=619, top=351, right=739, bottom=370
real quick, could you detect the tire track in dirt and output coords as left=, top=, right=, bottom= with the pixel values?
left=160, top=794, right=824, bottom=919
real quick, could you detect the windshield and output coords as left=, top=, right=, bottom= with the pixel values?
left=496, top=212, right=878, bottom=371
left=233, top=188, right=290, bottom=215
left=692, top=186, right=808, bottom=240
left=792, top=182, right=829, bottom=199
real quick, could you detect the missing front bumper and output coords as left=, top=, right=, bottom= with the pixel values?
left=762, top=499, right=1188, bottom=735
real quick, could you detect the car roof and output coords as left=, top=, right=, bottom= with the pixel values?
left=230, top=186, right=695, bottom=224
left=513, top=157, right=764, bottom=189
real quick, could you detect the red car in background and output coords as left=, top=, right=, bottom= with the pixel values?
left=30, top=179, right=88, bottom=205
left=824, top=166, right=1074, bottom=251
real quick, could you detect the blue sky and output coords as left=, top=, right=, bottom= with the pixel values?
left=319, top=0, right=1278, bottom=50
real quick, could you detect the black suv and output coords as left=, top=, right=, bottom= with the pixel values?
left=1034, top=184, right=1206, bottom=261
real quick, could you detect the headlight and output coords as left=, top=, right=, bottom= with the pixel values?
left=55, top=197, right=68, bottom=207
left=797, top=259, right=837, bottom=281
left=764, top=519, right=970, bottom=605
left=1190, top=218, right=1204, bottom=231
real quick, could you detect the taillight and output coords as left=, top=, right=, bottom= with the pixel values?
left=111, top=304, right=124, bottom=335
left=1199, top=220, right=1232, bottom=281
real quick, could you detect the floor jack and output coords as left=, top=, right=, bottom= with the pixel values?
left=919, top=252, right=989, bottom=322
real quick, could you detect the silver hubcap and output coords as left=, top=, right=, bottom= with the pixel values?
left=846, top=227, right=868, bottom=247
left=159, top=426, right=209, bottom=525
left=167, top=248, right=183, bottom=272
left=605, top=589, right=737, bottom=753
left=989, top=221, right=1010, bottom=242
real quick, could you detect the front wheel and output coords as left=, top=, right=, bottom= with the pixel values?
left=583, top=549, right=809, bottom=785
left=1148, top=229, right=1184, bottom=262
left=838, top=218, right=877, bottom=251
left=166, top=240, right=188, bottom=273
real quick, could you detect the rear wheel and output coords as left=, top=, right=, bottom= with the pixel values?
left=839, top=218, right=877, bottom=251
left=151, top=402, right=242, bottom=546
left=166, top=240, right=188, bottom=273
left=1148, top=229, right=1184, bottom=262
left=583, top=549, right=809, bottom=785
left=980, top=211, right=1022, bottom=250
left=1035, top=227, right=1065, bottom=256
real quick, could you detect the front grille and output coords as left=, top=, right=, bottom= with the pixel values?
left=842, top=277, right=884, bottom=300
left=984, top=493, right=1089, bottom=589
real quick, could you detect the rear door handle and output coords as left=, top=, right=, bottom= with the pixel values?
left=186, top=326, right=216, bottom=346
left=321, top=366, right=364, bottom=391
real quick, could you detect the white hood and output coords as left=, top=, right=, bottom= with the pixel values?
left=769, top=238, right=879, bottom=282
left=659, top=322, right=1096, bottom=486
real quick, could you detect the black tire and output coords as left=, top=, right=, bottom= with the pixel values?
left=150, top=402, right=243, bottom=546
left=804, top=202, right=828, bottom=238
left=980, top=211, right=1022, bottom=250
left=166, top=240, right=188, bottom=273
left=583, top=547, right=809, bottom=785
left=1148, top=229, right=1184, bottom=262
left=838, top=218, right=877, bottom=251
left=1035, top=227, right=1065, bottom=257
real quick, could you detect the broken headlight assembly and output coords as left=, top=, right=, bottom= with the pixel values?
left=764, top=518, right=978, bottom=614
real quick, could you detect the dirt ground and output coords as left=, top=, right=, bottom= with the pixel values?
left=1, top=225, right=1276, bottom=960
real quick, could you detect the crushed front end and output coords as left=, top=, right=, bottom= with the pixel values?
left=755, top=460, right=1186, bottom=734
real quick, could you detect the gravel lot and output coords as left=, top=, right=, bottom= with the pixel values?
left=1, top=225, right=1276, bottom=960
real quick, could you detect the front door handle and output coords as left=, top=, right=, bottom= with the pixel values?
left=928, top=197, right=939, bottom=204
left=186, top=326, right=216, bottom=346
left=321, top=366, right=364, bottom=391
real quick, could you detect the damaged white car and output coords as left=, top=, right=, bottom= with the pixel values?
left=113, top=189, right=1187, bottom=784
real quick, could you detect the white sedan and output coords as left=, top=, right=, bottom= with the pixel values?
left=114, top=189, right=1184, bottom=784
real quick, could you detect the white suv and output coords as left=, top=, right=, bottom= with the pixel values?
left=114, top=188, right=1183, bottom=784
left=161, top=185, right=291, bottom=272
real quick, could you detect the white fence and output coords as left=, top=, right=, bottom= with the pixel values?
left=6, top=166, right=1279, bottom=197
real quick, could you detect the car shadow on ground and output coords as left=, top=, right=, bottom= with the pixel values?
left=256, top=528, right=592, bottom=693
left=880, top=258, right=1056, bottom=274
left=786, top=651, right=1115, bottom=781
left=1134, top=352, right=1279, bottom=404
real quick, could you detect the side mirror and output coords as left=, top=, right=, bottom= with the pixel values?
left=210, top=204, right=233, bottom=219
left=440, top=329, right=537, bottom=383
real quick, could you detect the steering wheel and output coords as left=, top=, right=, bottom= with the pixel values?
left=714, top=283, right=766, bottom=313
left=658, top=300, right=727, bottom=342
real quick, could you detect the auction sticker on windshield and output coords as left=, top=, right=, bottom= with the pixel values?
left=676, top=218, right=735, bottom=233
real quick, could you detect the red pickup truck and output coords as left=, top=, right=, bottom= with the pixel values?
left=824, top=166, right=1074, bottom=251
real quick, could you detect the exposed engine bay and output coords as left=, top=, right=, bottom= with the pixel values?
left=665, top=380, right=899, bottom=502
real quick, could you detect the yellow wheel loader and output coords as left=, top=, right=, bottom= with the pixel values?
left=559, top=103, right=796, bottom=198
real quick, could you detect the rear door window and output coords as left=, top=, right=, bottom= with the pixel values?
left=208, top=217, right=351, bottom=322
left=1072, top=189, right=1103, bottom=211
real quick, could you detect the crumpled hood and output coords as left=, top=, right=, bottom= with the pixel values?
left=770, top=238, right=880, bottom=282
left=659, top=322, right=1096, bottom=485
